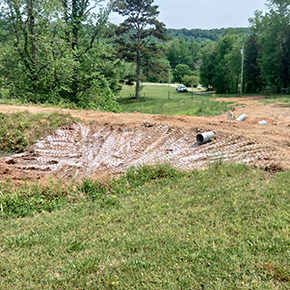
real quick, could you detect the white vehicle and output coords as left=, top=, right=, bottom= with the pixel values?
left=176, top=85, right=188, bottom=92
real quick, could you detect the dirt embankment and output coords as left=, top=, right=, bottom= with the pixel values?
left=0, top=96, right=289, bottom=181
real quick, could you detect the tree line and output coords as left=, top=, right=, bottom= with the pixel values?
left=0, top=0, right=289, bottom=109
left=200, top=0, right=290, bottom=94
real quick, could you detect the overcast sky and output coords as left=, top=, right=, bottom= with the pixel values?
left=109, top=0, right=268, bottom=29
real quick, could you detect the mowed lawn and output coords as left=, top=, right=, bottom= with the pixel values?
left=0, top=164, right=289, bottom=289
left=118, top=84, right=234, bottom=116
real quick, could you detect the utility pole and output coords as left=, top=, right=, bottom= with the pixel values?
left=168, top=68, right=171, bottom=99
left=239, top=44, right=245, bottom=96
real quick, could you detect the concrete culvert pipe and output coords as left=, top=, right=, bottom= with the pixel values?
left=258, top=120, right=268, bottom=125
left=236, top=114, right=247, bottom=122
left=196, top=131, right=215, bottom=144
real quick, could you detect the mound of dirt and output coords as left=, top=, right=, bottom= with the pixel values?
left=1, top=121, right=287, bottom=181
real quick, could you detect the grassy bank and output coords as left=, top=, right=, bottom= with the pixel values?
left=0, top=164, right=289, bottom=289
left=0, top=112, right=75, bottom=155
left=262, top=95, right=290, bottom=104
left=118, top=85, right=234, bottom=116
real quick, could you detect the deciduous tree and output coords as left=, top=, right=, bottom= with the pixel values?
left=0, top=0, right=120, bottom=110
left=173, top=64, right=192, bottom=83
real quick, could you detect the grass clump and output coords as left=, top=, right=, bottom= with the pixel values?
left=0, top=163, right=289, bottom=289
left=119, top=163, right=185, bottom=188
left=0, top=181, right=71, bottom=218
left=118, top=84, right=233, bottom=116
left=0, top=112, right=75, bottom=155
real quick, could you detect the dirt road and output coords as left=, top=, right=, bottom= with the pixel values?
left=0, top=96, right=289, bottom=181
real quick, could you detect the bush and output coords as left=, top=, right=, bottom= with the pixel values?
left=182, top=75, right=200, bottom=87
left=173, top=64, right=192, bottom=83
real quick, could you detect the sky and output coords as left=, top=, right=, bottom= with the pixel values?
left=109, top=0, right=268, bottom=29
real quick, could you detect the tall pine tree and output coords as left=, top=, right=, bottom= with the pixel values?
left=113, top=0, right=167, bottom=99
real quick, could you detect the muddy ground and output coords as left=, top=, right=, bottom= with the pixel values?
left=0, top=96, right=289, bottom=182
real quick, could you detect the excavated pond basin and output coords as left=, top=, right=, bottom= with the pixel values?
left=2, top=122, right=282, bottom=180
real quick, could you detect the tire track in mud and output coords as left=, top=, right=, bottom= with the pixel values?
left=3, top=122, right=285, bottom=180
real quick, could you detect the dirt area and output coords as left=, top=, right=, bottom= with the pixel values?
left=0, top=96, right=289, bottom=181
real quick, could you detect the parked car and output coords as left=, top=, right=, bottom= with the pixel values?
left=176, top=85, right=188, bottom=92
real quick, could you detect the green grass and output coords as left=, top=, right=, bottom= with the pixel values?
left=0, top=163, right=289, bottom=289
left=0, top=98, right=25, bottom=106
left=118, top=85, right=234, bottom=116
left=262, top=95, right=290, bottom=104
left=0, top=112, right=76, bottom=155
left=212, top=93, right=290, bottom=104
left=0, top=97, right=82, bottom=109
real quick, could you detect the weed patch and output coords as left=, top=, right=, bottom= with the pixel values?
left=0, top=112, right=75, bottom=155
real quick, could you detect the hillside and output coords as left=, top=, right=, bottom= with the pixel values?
left=167, top=27, right=249, bottom=42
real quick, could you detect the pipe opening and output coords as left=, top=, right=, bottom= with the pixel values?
left=196, top=134, right=204, bottom=144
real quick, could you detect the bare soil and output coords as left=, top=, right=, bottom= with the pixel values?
left=0, top=96, right=289, bottom=182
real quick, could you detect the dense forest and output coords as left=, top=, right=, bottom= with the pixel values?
left=0, top=0, right=289, bottom=108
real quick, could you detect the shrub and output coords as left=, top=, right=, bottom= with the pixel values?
left=182, top=75, right=200, bottom=87
left=173, top=64, right=192, bottom=83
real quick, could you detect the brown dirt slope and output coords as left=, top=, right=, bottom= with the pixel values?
left=0, top=96, right=289, bottom=181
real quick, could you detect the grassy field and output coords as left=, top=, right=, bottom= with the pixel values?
left=117, top=85, right=234, bottom=116
left=0, top=164, right=289, bottom=289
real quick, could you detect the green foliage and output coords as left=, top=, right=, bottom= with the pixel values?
left=250, top=1, right=290, bottom=89
left=166, top=39, right=200, bottom=70
left=200, top=41, right=216, bottom=89
left=0, top=163, right=289, bottom=288
left=199, top=1, right=289, bottom=94
left=200, top=34, right=245, bottom=93
left=0, top=0, right=120, bottom=110
left=143, top=56, right=171, bottom=83
left=120, top=62, right=137, bottom=85
left=244, top=35, right=262, bottom=93
left=0, top=112, right=75, bottom=154
left=167, top=27, right=250, bottom=42
left=200, top=2, right=290, bottom=94
left=113, top=0, right=168, bottom=99
left=182, top=75, right=200, bottom=87
left=173, top=64, right=192, bottom=83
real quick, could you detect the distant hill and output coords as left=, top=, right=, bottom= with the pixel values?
left=166, top=27, right=249, bottom=42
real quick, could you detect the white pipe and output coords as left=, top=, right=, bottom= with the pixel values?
left=236, top=114, right=247, bottom=122
left=258, top=120, right=268, bottom=125
left=196, top=131, right=215, bottom=144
